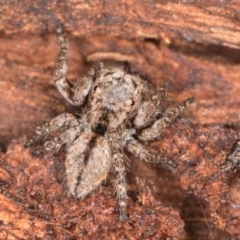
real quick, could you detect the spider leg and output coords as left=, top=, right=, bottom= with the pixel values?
left=134, top=88, right=166, bottom=129
left=25, top=113, right=79, bottom=147
left=139, top=97, right=194, bottom=141
left=109, top=131, right=128, bottom=221
left=72, top=63, right=104, bottom=106
left=43, top=125, right=81, bottom=153
left=113, top=150, right=128, bottom=220
left=55, top=21, right=103, bottom=106
left=54, top=20, right=75, bottom=105
left=221, top=140, right=240, bottom=171
left=125, top=137, right=176, bottom=168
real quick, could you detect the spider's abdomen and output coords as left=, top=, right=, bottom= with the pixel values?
left=65, top=134, right=111, bottom=199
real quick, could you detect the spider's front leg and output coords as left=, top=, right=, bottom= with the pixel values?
left=108, top=131, right=128, bottom=221
left=134, top=88, right=166, bottom=129
left=55, top=20, right=103, bottom=106
left=139, top=97, right=194, bottom=141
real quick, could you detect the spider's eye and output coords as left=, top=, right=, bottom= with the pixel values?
left=93, top=86, right=98, bottom=91
left=131, top=100, right=135, bottom=106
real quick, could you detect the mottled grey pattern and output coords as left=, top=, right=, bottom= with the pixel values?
left=26, top=21, right=194, bottom=220
left=222, top=140, right=240, bottom=171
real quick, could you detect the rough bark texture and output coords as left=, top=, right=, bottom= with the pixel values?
left=0, top=141, right=184, bottom=239
left=0, top=0, right=240, bottom=239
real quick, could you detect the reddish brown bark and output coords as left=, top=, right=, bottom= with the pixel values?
left=0, top=0, right=240, bottom=239
left=0, top=141, right=184, bottom=239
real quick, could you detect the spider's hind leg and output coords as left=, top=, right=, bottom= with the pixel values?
left=42, top=125, right=81, bottom=153
left=125, top=136, right=177, bottom=168
left=113, top=150, right=128, bottom=221
left=109, top=131, right=129, bottom=220
left=25, top=113, right=79, bottom=148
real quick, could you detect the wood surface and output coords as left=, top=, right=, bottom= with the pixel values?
left=0, top=0, right=240, bottom=239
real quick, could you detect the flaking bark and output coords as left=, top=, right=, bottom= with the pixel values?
left=0, top=0, right=240, bottom=239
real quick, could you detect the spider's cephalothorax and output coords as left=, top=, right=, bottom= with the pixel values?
left=26, top=21, right=194, bottom=220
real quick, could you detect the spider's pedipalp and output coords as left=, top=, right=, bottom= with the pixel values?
left=139, top=97, right=194, bottom=141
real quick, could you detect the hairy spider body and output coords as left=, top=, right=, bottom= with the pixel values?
left=222, top=140, right=240, bottom=171
left=26, top=21, right=194, bottom=220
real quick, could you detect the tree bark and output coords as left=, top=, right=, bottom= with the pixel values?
left=0, top=0, right=240, bottom=239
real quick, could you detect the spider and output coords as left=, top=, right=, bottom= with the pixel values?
left=26, top=21, right=194, bottom=220
left=222, top=140, right=240, bottom=172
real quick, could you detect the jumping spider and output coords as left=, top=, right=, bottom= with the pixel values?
left=26, top=21, right=194, bottom=220
left=222, top=140, right=240, bottom=172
